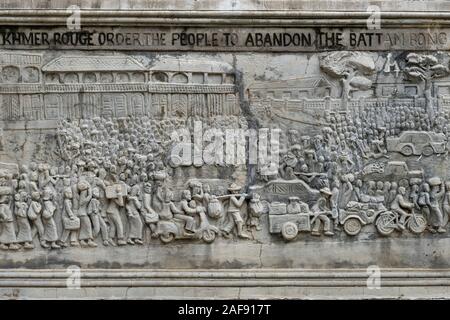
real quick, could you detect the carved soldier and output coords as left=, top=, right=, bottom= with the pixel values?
left=311, top=187, right=334, bottom=237
left=222, top=183, right=250, bottom=239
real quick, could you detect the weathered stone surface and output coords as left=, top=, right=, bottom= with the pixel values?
left=1, top=0, right=450, bottom=299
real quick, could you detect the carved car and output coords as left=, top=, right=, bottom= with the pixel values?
left=363, top=161, right=423, bottom=185
left=268, top=202, right=311, bottom=241
left=386, top=130, right=446, bottom=156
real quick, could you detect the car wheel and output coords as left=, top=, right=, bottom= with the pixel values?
left=400, top=145, right=413, bottom=156
left=422, top=145, right=434, bottom=156
left=343, top=218, right=362, bottom=236
left=281, top=222, right=298, bottom=241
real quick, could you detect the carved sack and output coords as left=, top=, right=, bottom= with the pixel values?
left=27, top=204, right=40, bottom=221
left=143, top=211, right=159, bottom=224
left=63, top=217, right=80, bottom=230
left=418, top=193, right=428, bottom=206
left=207, top=198, right=224, bottom=219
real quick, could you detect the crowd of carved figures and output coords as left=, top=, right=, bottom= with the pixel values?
left=3, top=51, right=450, bottom=247
left=265, top=53, right=450, bottom=240
left=0, top=116, right=261, bottom=249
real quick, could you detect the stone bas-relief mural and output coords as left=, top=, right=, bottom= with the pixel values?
left=2, top=49, right=450, bottom=252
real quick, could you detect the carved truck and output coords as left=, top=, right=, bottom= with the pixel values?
left=268, top=202, right=311, bottom=241
left=386, top=130, right=446, bottom=156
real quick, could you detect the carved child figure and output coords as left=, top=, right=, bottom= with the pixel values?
left=247, top=193, right=263, bottom=231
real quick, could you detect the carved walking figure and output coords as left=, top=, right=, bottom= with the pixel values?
left=15, top=191, right=33, bottom=249
left=222, top=183, right=250, bottom=239
left=106, top=184, right=127, bottom=246
left=41, top=189, right=60, bottom=249
left=0, top=193, right=19, bottom=250
left=126, top=185, right=144, bottom=245
left=77, top=180, right=97, bottom=247
left=88, top=187, right=112, bottom=246
left=429, top=178, right=446, bottom=233
left=28, top=191, right=45, bottom=247
left=60, top=184, right=80, bottom=247
left=141, top=182, right=159, bottom=237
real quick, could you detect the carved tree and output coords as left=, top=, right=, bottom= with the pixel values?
left=320, top=51, right=376, bottom=101
left=404, top=53, right=448, bottom=120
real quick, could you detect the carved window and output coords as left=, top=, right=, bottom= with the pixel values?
left=22, top=66, right=40, bottom=83
left=224, top=74, right=235, bottom=84
left=152, top=72, right=168, bottom=82
left=100, top=72, right=114, bottom=83
left=45, top=73, right=60, bottom=84
left=83, top=72, right=97, bottom=83
left=131, top=72, right=145, bottom=83
left=171, top=72, right=188, bottom=83
left=191, top=73, right=204, bottom=84
left=64, top=73, right=79, bottom=84
left=116, top=72, right=130, bottom=83
left=2, top=66, right=20, bottom=83
left=129, top=93, right=144, bottom=116
left=208, top=73, right=223, bottom=84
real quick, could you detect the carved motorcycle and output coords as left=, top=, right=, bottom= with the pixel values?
left=375, top=209, right=427, bottom=236
left=156, top=208, right=219, bottom=244
left=339, top=201, right=386, bottom=236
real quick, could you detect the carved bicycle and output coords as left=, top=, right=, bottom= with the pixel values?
left=375, top=209, right=427, bottom=236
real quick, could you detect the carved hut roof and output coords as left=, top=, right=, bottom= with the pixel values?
left=0, top=52, right=42, bottom=65
left=149, top=57, right=234, bottom=74
left=42, top=56, right=147, bottom=72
